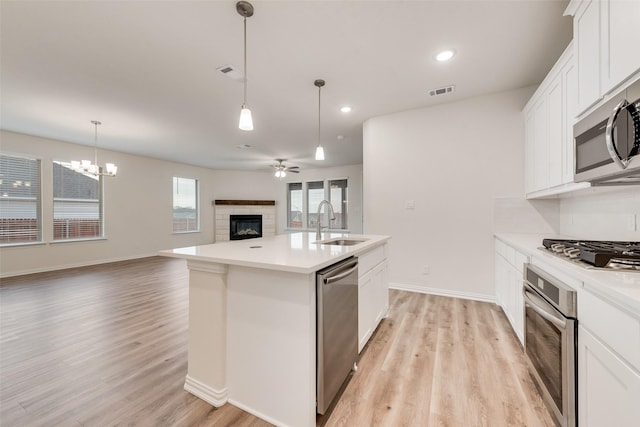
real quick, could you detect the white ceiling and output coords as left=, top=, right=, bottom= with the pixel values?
left=1, top=0, right=572, bottom=172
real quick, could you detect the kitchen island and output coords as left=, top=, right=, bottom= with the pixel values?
left=159, top=232, right=390, bottom=427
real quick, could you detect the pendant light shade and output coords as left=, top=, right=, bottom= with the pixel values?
left=237, top=1, right=254, bottom=131
left=239, top=106, right=253, bottom=131
left=314, top=79, right=325, bottom=161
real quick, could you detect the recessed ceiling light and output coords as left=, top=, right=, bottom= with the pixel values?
left=337, top=135, right=344, bottom=140
left=435, top=50, right=456, bottom=62
left=340, top=106, right=352, bottom=113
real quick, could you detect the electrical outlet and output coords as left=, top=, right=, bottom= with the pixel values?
left=422, top=265, right=430, bottom=275
left=405, top=200, right=416, bottom=210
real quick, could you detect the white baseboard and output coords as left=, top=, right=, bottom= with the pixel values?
left=389, top=282, right=496, bottom=304
left=227, top=398, right=293, bottom=427
left=184, top=375, right=228, bottom=407
left=0, top=252, right=161, bottom=278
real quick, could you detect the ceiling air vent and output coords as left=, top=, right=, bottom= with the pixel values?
left=217, top=64, right=244, bottom=82
left=429, top=85, right=455, bottom=97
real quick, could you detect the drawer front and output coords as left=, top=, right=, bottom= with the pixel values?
left=358, top=244, right=386, bottom=278
left=579, top=287, right=640, bottom=372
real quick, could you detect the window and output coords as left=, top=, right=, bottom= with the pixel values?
left=0, top=154, right=42, bottom=244
left=306, top=181, right=324, bottom=229
left=287, top=182, right=303, bottom=229
left=285, top=179, right=349, bottom=231
left=329, top=179, right=348, bottom=230
left=173, top=177, right=199, bottom=233
left=53, top=161, right=102, bottom=240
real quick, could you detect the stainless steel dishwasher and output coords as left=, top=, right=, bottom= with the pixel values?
left=316, top=256, right=358, bottom=415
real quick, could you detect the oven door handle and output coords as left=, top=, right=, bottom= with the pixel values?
left=522, top=287, right=567, bottom=330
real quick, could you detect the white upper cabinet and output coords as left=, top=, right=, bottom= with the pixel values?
left=568, top=0, right=640, bottom=115
left=601, top=0, right=640, bottom=95
left=524, top=42, right=588, bottom=198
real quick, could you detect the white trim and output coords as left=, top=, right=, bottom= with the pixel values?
left=227, top=398, right=294, bottom=427
left=184, top=375, right=228, bottom=408
left=187, top=260, right=228, bottom=275
left=0, top=252, right=159, bottom=278
left=389, top=282, right=496, bottom=304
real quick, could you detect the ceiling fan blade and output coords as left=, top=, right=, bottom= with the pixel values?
left=289, top=169, right=300, bottom=173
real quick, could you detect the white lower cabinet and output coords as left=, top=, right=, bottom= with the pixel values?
left=494, top=239, right=527, bottom=345
left=578, top=326, right=640, bottom=426
left=578, top=286, right=640, bottom=426
left=358, top=244, right=389, bottom=353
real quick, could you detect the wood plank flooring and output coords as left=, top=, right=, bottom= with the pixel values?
left=0, top=257, right=554, bottom=426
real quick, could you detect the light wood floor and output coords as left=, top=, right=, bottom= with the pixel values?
left=0, top=257, right=554, bottom=427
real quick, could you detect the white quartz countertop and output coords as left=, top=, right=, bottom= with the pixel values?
left=159, top=232, right=391, bottom=274
left=495, top=233, right=640, bottom=315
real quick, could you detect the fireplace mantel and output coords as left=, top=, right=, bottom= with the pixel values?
left=214, top=200, right=275, bottom=206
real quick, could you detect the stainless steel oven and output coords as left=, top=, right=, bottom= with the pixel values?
left=523, top=264, right=577, bottom=427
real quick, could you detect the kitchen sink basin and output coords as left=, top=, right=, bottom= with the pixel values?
left=316, top=238, right=367, bottom=246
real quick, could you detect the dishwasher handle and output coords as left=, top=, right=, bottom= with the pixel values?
left=323, top=259, right=358, bottom=285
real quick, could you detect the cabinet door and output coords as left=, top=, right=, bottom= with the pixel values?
left=373, top=261, right=388, bottom=326
left=532, top=98, right=549, bottom=192
left=601, top=0, right=640, bottom=94
left=548, top=78, right=563, bottom=187
left=575, top=0, right=601, bottom=113
left=524, top=111, right=537, bottom=194
left=562, top=61, right=578, bottom=184
left=578, top=326, right=640, bottom=427
left=358, top=268, right=375, bottom=353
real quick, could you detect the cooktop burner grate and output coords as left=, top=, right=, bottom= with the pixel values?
left=542, top=239, right=640, bottom=269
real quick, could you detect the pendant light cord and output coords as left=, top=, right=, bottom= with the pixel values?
left=243, top=16, right=248, bottom=106
left=317, top=84, right=321, bottom=145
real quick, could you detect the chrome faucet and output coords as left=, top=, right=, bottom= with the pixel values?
left=316, top=200, right=336, bottom=240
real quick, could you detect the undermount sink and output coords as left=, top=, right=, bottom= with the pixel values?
left=316, top=238, right=367, bottom=246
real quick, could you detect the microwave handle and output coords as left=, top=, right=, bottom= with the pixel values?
left=605, top=98, right=631, bottom=169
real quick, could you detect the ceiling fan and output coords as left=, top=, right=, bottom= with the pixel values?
left=272, top=158, right=300, bottom=178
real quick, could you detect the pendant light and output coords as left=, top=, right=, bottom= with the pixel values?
left=314, top=79, right=325, bottom=160
left=71, top=121, right=117, bottom=177
left=237, top=1, right=254, bottom=131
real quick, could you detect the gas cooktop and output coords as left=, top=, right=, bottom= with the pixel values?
left=542, top=239, right=640, bottom=270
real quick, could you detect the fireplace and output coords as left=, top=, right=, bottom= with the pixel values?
left=230, top=214, right=263, bottom=240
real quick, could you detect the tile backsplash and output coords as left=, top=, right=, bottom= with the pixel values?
left=494, top=197, right=560, bottom=234
left=559, top=187, right=640, bottom=241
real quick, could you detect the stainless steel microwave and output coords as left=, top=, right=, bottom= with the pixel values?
left=574, top=78, right=640, bottom=185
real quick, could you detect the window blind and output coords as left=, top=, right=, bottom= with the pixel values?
left=0, top=154, right=42, bottom=244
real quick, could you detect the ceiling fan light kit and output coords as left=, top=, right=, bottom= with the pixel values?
left=273, top=158, right=299, bottom=179
left=237, top=1, right=254, bottom=131
left=314, top=79, right=325, bottom=160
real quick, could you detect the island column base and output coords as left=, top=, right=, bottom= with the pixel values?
left=184, top=260, right=229, bottom=406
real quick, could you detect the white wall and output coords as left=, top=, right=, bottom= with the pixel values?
left=363, top=87, right=535, bottom=300
left=0, top=131, right=364, bottom=277
left=559, top=186, right=640, bottom=241
left=0, top=130, right=278, bottom=277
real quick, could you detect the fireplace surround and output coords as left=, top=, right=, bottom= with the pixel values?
left=214, top=200, right=276, bottom=242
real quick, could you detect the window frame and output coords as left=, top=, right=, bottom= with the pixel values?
left=285, top=177, right=349, bottom=232
left=0, top=153, right=43, bottom=246
left=172, top=176, right=200, bottom=234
